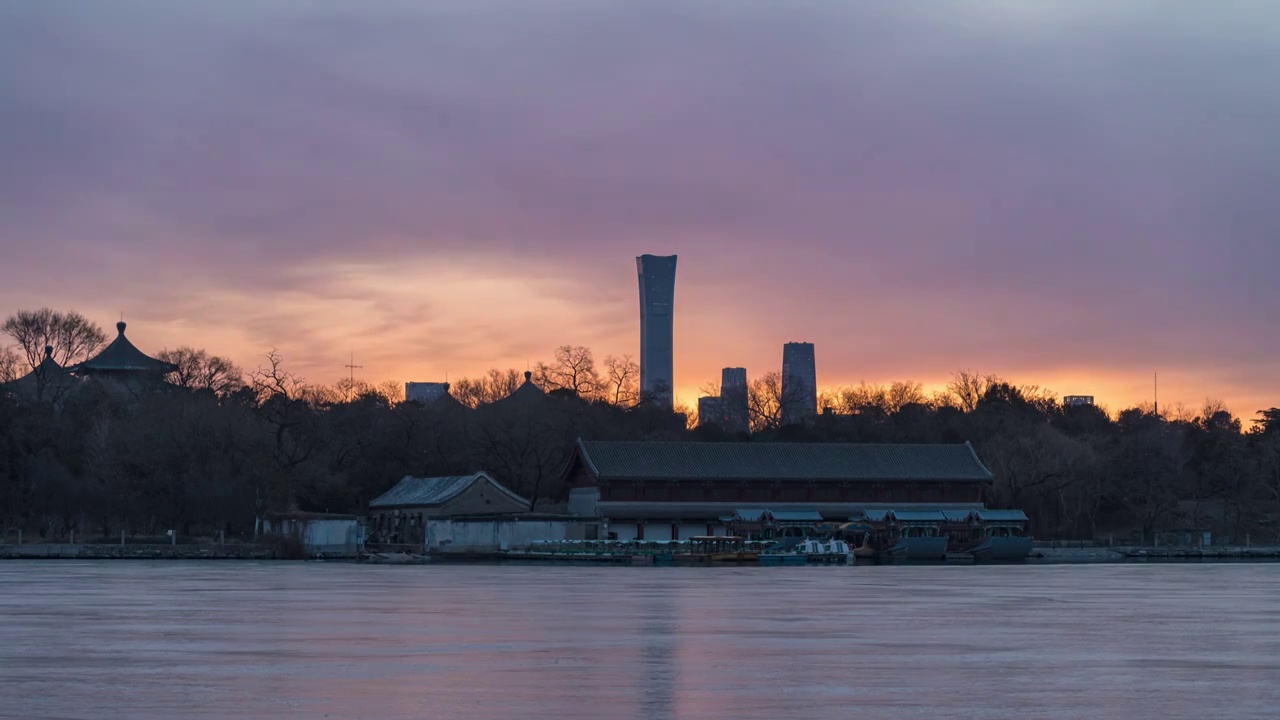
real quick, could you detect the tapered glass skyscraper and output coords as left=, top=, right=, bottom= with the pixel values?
left=637, top=254, right=677, bottom=408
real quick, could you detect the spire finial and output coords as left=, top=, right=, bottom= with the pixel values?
left=116, top=320, right=126, bottom=335
left=44, top=345, right=53, bottom=359
left=524, top=370, right=532, bottom=382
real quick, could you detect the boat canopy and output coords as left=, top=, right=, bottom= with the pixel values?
left=730, top=508, right=823, bottom=523
left=854, top=509, right=949, bottom=523
left=770, top=510, right=824, bottom=522
left=839, top=521, right=873, bottom=532
left=892, top=510, right=948, bottom=523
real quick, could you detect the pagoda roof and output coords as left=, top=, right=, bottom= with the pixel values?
left=483, top=371, right=550, bottom=410
left=74, top=322, right=177, bottom=374
left=6, top=346, right=77, bottom=400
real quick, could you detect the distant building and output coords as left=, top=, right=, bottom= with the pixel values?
left=781, top=342, right=817, bottom=425
left=367, top=472, right=532, bottom=546
left=1064, top=395, right=1095, bottom=407
left=637, top=254, right=677, bottom=409
left=720, top=367, right=749, bottom=433
left=563, top=439, right=993, bottom=541
left=405, top=381, right=451, bottom=404
left=697, top=396, right=724, bottom=428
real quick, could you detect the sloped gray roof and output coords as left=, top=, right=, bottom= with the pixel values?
left=576, top=440, right=994, bottom=483
left=480, top=371, right=549, bottom=410
left=976, top=509, right=1029, bottom=523
left=368, top=472, right=529, bottom=509
left=11, top=350, right=70, bottom=386
left=770, top=510, right=824, bottom=522
left=732, top=508, right=825, bottom=522
left=892, top=510, right=949, bottom=523
left=75, top=322, right=176, bottom=374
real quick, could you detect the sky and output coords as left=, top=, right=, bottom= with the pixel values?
left=2, top=1, right=1278, bottom=418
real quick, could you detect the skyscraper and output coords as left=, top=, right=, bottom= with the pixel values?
left=696, top=396, right=724, bottom=429
left=720, top=367, right=749, bottom=433
left=781, top=342, right=817, bottom=425
left=637, top=254, right=677, bottom=408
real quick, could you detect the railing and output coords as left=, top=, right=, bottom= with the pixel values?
left=519, top=540, right=771, bottom=556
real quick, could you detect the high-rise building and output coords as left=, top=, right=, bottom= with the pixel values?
left=720, top=367, right=749, bottom=433
left=1064, top=395, right=1095, bottom=408
left=697, top=396, right=724, bottom=429
left=781, top=342, right=817, bottom=425
left=637, top=254, right=677, bottom=409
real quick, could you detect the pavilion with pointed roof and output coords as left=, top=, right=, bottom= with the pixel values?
left=6, top=345, right=78, bottom=404
left=71, top=321, right=176, bottom=392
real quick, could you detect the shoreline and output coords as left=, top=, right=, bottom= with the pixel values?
left=4, top=543, right=1280, bottom=564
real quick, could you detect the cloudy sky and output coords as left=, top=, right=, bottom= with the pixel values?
left=2, top=1, right=1277, bottom=416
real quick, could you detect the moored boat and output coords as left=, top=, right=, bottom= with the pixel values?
left=968, top=509, right=1033, bottom=560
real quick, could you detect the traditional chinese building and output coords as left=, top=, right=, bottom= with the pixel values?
left=72, top=321, right=176, bottom=395
left=562, top=439, right=993, bottom=541
left=366, top=472, right=532, bottom=544
left=6, top=346, right=78, bottom=405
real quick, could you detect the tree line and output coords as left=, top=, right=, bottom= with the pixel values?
left=2, top=308, right=1278, bottom=545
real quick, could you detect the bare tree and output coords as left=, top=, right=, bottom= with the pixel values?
left=603, top=355, right=640, bottom=407
left=157, top=347, right=244, bottom=396
left=947, top=370, right=1000, bottom=412
left=0, top=346, right=19, bottom=385
left=833, top=383, right=889, bottom=414
left=816, top=387, right=842, bottom=414
left=250, top=349, right=304, bottom=403
left=377, top=380, right=405, bottom=404
left=748, top=372, right=786, bottom=432
left=1199, top=398, right=1230, bottom=421
left=886, top=381, right=928, bottom=412
left=673, top=397, right=697, bottom=430
left=534, top=345, right=602, bottom=399
left=452, top=368, right=522, bottom=408
left=2, top=308, right=107, bottom=372
left=331, top=377, right=377, bottom=403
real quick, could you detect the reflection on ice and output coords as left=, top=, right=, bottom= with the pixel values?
left=0, top=562, right=1277, bottom=719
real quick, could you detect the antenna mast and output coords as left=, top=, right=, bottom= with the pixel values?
left=1154, top=372, right=1159, bottom=417
left=344, top=348, right=363, bottom=401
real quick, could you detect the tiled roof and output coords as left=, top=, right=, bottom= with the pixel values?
left=480, top=371, right=548, bottom=410
left=7, top=352, right=78, bottom=401
left=368, top=472, right=529, bottom=509
left=75, top=322, right=176, bottom=373
left=769, top=510, right=825, bottom=522
left=577, top=440, right=994, bottom=483
left=975, top=509, right=1029, bottom=523
left=891, top=510, right=949, bottom=523
left=732, top=508, right=825, bottom=522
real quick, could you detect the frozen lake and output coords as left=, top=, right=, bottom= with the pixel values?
left=1, top=561, right=1277, bottom=719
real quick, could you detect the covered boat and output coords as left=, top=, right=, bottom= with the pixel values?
left=969, top=509, right=1033, bottom=560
